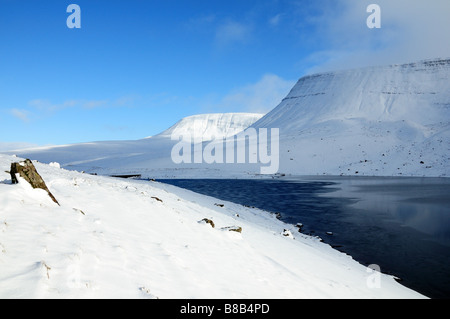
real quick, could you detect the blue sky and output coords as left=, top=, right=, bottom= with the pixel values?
left=1, top=0, right=449, bottom=148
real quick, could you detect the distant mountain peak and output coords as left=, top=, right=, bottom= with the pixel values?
left=156, top=113, right=264, bottom=141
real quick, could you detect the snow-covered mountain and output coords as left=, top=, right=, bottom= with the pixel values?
left=255, top=59, right=450, bottom=131
left=252, top=58, right=450, bottom=177
left=156, top=113, right=264, bottom=140
left=5, top=58, right=450, bottom=178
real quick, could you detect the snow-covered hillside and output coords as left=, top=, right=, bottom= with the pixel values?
left=252, top=58, right=450, bottom=177
left=5, top=58, right=450, bottom=178
left=0, top=154, right=425, bottom=298
left=5, top=113, right=264, bottom=177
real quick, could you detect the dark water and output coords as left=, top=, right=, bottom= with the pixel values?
left=156, top=177, right=450, bottom=299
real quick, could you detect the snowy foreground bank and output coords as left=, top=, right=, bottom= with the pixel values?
left=0, top=154, right=425, bottom=299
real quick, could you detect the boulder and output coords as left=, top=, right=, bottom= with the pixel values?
left=10, top=159, right=60, bottom=206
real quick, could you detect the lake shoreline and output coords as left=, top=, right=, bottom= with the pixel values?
left=155, top=177, right=450, bottom=299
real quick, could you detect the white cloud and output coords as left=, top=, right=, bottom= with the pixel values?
left=269, top=14, right=282, bottom=26
left=29, top=99, right=78, bottom=112
left=83, top=100, right=108, bottom=109
left=10, top=108, right=30, bottom=122
left=208, top=74, right=295, bottom=113
left=302, top=0, right=450, bottom=73
left=215, top=20, right=252, bottom=47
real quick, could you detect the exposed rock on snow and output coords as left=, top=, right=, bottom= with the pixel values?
left=200, top=218, right=215, bottom=228
left=221, top=226, right=242, bottom=233
left=151, top=196, right=163, bottom=203
left=282, top=229, right=294, bottom=239
left=10, top=159, right=59, bottom=205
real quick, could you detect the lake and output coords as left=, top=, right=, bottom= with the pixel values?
left=156, top=176, right=450, bottom=299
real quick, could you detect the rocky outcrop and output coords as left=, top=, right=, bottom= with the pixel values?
left=10, top=159, right=60, bottom=205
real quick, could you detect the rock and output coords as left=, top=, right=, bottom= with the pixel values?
left=214, top=203, right=224, bottom=207
left=151, top=196, right=163, bottom=202
left=10, top=159, right=60, bottom=206
left=221, top=226, right=242, bottom=233
left=282, top=229, right=294, bottom=238
left=272, top=212, right=282, bottom=220
left=200, top=218, right=215, bottom=228
left=73, top=208, right=85, bottom=215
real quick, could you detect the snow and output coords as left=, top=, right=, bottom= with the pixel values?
left=49, top=162, right=60, bottom=169
left=0, top=154, right=425, bottom=298
left=7, top=58, right=450, bottom=178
